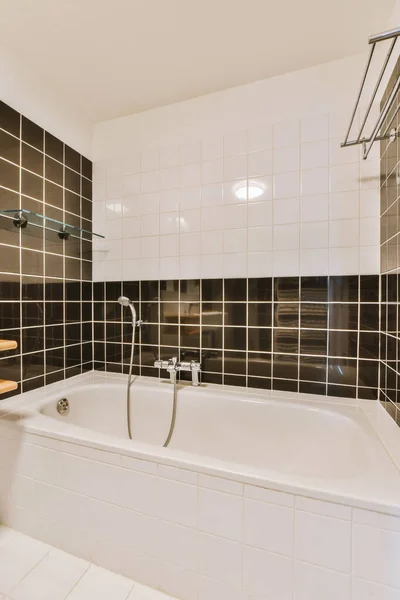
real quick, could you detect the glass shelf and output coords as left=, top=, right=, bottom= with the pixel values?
left=0, top=209, right=104, bottom=241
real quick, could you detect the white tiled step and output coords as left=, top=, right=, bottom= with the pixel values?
left=0, top=527, right=177, bottom=600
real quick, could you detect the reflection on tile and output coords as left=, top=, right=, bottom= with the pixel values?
left=328, top=331, right=358, bottom=358
left=180, top=302, right=200, bottom=324
left=180, top=324, right=200, bottom=347
left=274, top=303, right=299, bottom=327
left=300, top=303, right=327, bottom=329
left=300, top=329, right=327, bottom=355
left=328, top=275, right=358, bottom=302
left=274, top=277, right=299, bottom=301
left=328, top=358, right=357, bottom=385
left=160, top=302, right=179, bottom=323
left=328, top=304, right=358, bottom=330
left=273, top=328, right=298, bottom=353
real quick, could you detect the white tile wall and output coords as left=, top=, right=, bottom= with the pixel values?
left=92, top=111, right=380, bottom=281
left=2, top=429, right=400, bottom=600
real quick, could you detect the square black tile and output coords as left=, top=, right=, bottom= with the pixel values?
left=272, top=378, right=298, bottom=392
left=299, top=355, right=327, bottom=382
left=360, top=275, right=379, bottom=302
left=0, top=129, right=20, bottom=164
left=224, top=279, right=246, bottom=301
left=44, top=132, right=63, bottom=162
left=180, top=325, right=200, bottom=348
left=224, top=350, right=246, bottom=375
left=328, top=358, right=357, bottom=385
left=358, top=360, right=379, bottom=388
left=248, top=303, right=272, bottom=327
left=329, top=303, right=358, bottom=330
left=21, top=169, right=43, bottom=200
left=299, top=329, right=327, bottom=355
left=21, top=117, right=43, bottom=151
left=273, top=353, right=298, bottom=379
left=248, top=328, right=271, bottom=352
left=328, top=276, right=358, bottom=302
left=82, top=156, right=92, bottom=180
left=300, top=276, right=328, bottom=301
left=65, top=145, right=81, bottom=173
left=45, top=156, right=63, bottom=185
left=224, top=302, right=246, bottom=326
left=248, top=352, right=271, bottom=377
left=22, top=143, right=43, bottom=176
left=273, top=328, right=298, bottom=353
left=180, top=279, right=200, bottom=302
left=0, top=102, right=20, bottom=137
left=202, top=279, right=222, bottom=301
left=0, top=158, right=19, bottom=192
left=141, top=281, right=159, bottom=302
left=274, top=277, right=299, bottom=301
left=274, top=303, right=299, bottom=327
left=300, top=303, right=327, bottom=329
left=202, top=325, right=223, bottom=349
left=248, top=278, right=272, bottom=301
left=299, top=381, right=326, bottom=395
left=360, top=304, right=380, bottom=331
left=224, top=327, right=246, bottom=350
left=328, top=331, right=358, bottom=357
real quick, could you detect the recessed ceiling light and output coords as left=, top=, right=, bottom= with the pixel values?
left=235, top=184, right=264, bottom=200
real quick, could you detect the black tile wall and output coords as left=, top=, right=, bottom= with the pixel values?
left=380, top=56, right=400, bottom=426
left=0, top=101, right=93, bottom=398
left=93, top=276, right=380, bottom=399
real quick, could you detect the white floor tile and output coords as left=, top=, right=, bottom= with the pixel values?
left=9, top=549, right=89, bottom=600
left=0, top=530, right=50, bottom=595
left=0, top=528, right=15, bottom=547
left=127, top=583, right=175, bottom=600
left=66, top=565, right=134, bottom=600
left=0, top=527, right=181, bottom=600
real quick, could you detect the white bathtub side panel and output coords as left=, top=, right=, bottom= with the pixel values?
left=3, top=432, right=400, bottom=600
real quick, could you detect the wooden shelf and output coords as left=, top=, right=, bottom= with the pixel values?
left=0, top=380, right=18, bottom=395
left=0, top=340, right=18, bottom=352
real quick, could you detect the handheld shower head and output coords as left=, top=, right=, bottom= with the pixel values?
left=118, top=296, right=137, bottom=323
left=118, top=296, right=131, bottom=307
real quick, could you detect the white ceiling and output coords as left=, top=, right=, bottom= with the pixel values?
left=0, top=0, right=395, bottom=123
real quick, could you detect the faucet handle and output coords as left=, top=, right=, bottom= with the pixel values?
left=154, top=357, right=178, bottom=370
left=190, top=361, right=201, bottom=386
left=154, top=359, right=170, bottom=369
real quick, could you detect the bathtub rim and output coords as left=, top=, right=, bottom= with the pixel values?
left=2, top=370, right=400, bottom=518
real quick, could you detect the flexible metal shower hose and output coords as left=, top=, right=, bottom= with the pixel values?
left=126, top=323, right=178, bottom=448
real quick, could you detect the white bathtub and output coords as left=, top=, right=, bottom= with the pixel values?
left=1, top=371, right=400, bottom=600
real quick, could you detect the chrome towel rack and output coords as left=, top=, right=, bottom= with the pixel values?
left=342, top=27, right=400, bottom=159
